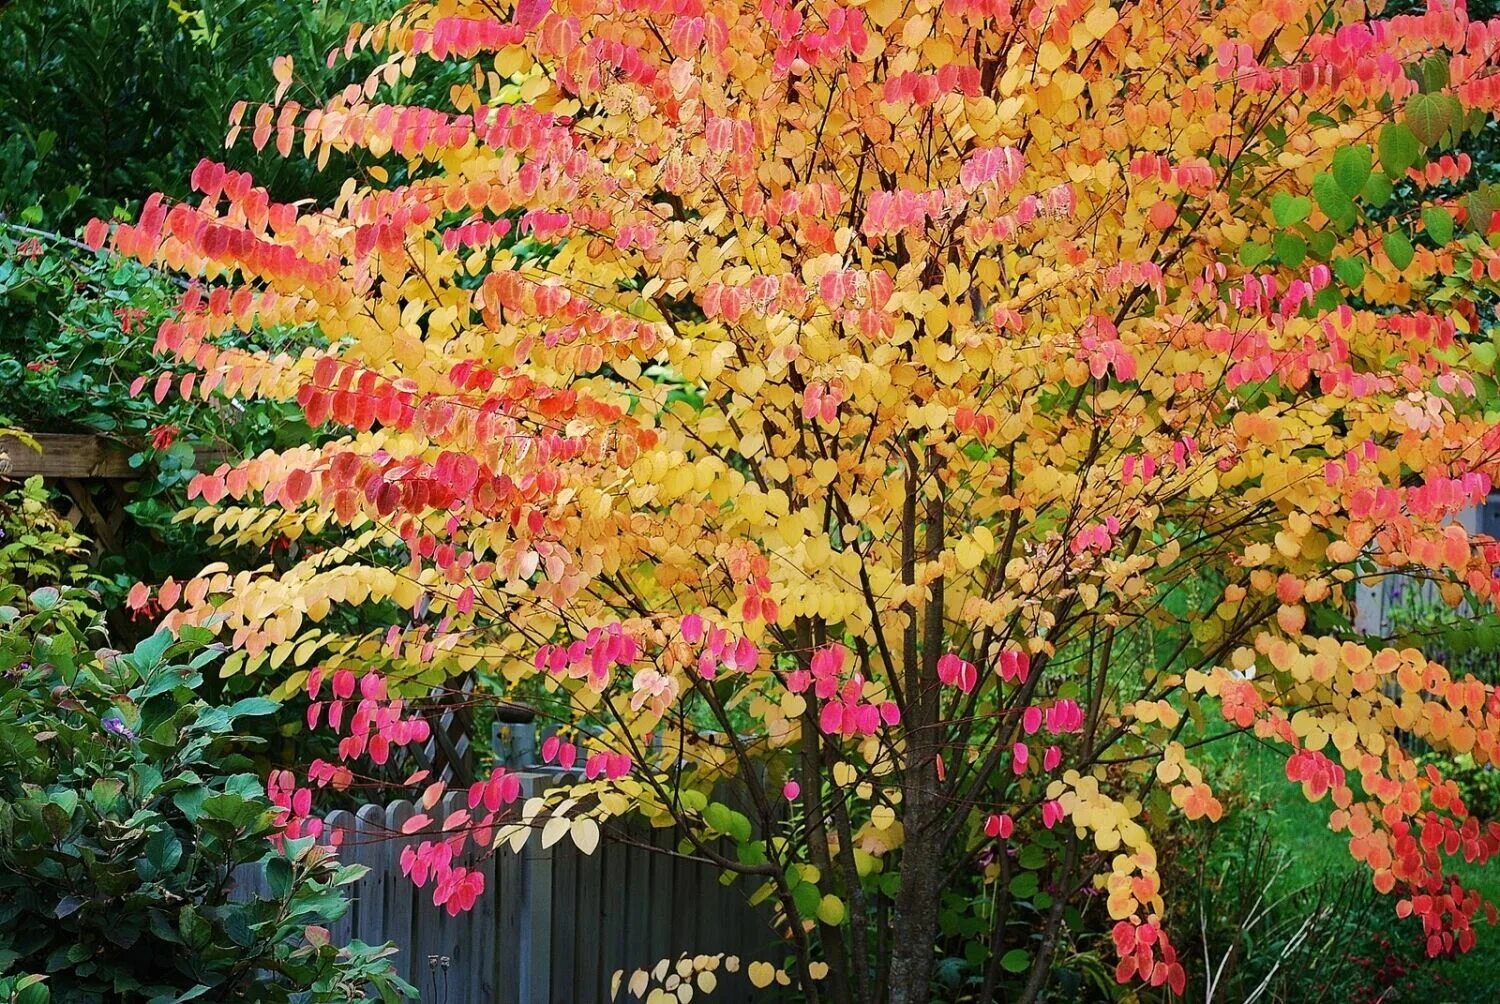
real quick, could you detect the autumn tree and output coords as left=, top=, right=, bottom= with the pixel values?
left=97, top=0, right=1500, bottom=999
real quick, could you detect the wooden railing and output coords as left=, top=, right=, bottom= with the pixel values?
left=0, top=431, right=229, bottom=553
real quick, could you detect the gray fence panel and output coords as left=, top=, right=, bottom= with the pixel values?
left=227, top=773, right=772, bottom=1002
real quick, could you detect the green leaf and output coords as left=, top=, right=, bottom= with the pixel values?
left=1239, top=241, right=1272, bottom=267
left=1361, top=172, right=1394, bottom=208
left=178, top=906, right=213, bottom=951
left=1378, top=123, right=1420, bottom=179
left=28, top=587, right=60, bottom=611
left=169, top=987, right=214, bottom=1004
left=1273, top=232, right=1307, bottom=268
left=1307, top=229, right=1336, bottom=262
left=792, top=881, right=820, bottom=920
left=267, top=856, right=293, bottom=900
left=1333, top=256, right=1365, bottom=288
left=1017, top=844, right=1047, bottom=870
left=1008, top=871, right=1039, bottom=898
left=130, top=630, right=174, bottom=673
left=1312, top=174, right=1356, bottom=231
left=1409, top=54, right=1450, bottom=94
left=1383, top=230, right=1415, bottom=270
left=703, top=801, right=734, bottom=835
left=199, top=792, right=264, bottom=830
left=1332, top=146, right=1372, bottom=197
left=173, top=786, right=208, bottom=823
left=223, top=697, right=279, bottom=720
left=1000, top=949, right=1031, bottom=974
left=1405, top=92, right=1453, bottom=146
left=89, top=778, right=124, bottom=815
left=53, top=895, right=86, bottom=919
left=17, top=982, right=50, bottom=1004
left=1464, top=186, right=1500, bottom=233
left=143, top=828, right=183, bottom=875
left=1423, top=207, right=1454, bottom=245
left=1271, top=193, right=1311, bottom=227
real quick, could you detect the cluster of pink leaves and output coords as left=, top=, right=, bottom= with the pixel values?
left=396, top=767, right=531, bottom=916
left=540, top=734, right=634, bottom=779
left=1075, top=315, right=1138, bottom=383
left=534, top=623, right=642, bottom=689
left=274, top=666, right=543, bottom=913
left=306, top=666, right=430, bottom=763
left=1119, top=436, right=1201, bottom=489
left=935, top=647, right=1031, bottom=695
left=1112, top=918, right=1187, bottom=995
left=786, top=643, right=900, bottom=738
left=680, top=613, right=761, bottom=677
left=1012, top=698, right=1086, bottom=775
left=1285, top=748, right=1348, bottom=800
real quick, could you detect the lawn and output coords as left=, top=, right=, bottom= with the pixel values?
left=1219, top=735, right=1500, bottom=1004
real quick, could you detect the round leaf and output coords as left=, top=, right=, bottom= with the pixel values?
left=1271, top=193, right=1311, bottom=228
left=1422, top=207, right=1454, bottom=246
left=1383, top=230, right=1415, bottom=270
left=1378, top=123, right=1420, bottom=179
left=1332, top=145, right=1372, bottom=197
left=1405, top=92, right=1453, bottom=146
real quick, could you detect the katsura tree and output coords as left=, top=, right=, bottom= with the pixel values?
left=94, top=0, right=1500, bottom=999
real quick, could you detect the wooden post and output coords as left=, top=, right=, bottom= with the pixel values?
left=516, top=773, right=554, bottom=1004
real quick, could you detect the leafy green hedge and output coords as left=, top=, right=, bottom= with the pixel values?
left=0, top=478, right=415, bottom=1003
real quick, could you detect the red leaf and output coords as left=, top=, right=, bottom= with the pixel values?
left=83, top=218, right=109, bottom=251
left=285, top=469, right=313, bottom=505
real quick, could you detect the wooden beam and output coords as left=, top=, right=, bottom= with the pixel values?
left=0, top=433, right=134, bottom=478
left=0, top=433, right=232, bottom=480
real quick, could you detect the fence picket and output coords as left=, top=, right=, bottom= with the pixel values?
left=572, top=820, right=605, bottom=1002
left=383, top=802, right=417, bottom=989
left=324, top=809, right=356, bottom=947
left=549, top=830, right=578, bottom=1003
left=519, top=776, right=553, bottom=1004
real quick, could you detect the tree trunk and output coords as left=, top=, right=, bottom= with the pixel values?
left=886, top=446, right=947, bottom=1004
left=885, top=801, right=944, bottom=1004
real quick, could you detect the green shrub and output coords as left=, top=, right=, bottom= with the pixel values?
left=0, top=0, right=392, bottom=228
left=0, top=225, right=316, bottom=604
left=0, top=475, right=93, bottom=596
left=0, top=483, right=415, bottom=1003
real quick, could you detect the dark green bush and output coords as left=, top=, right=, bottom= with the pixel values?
left=0, top=0, right=392, bottom=228
left=0, top=480, right=415, bottom=1003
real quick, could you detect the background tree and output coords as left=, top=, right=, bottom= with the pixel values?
left=99, top=0, right=1500, bottom=1000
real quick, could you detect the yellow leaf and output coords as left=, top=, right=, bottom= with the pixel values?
left=747, top=961, right=776, bottom=989
left=571, top=817, right=601, bottom=855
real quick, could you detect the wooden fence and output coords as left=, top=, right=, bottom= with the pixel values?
left=232, top=774, right=774, bottom=1003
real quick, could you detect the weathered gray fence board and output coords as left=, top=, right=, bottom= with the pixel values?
left=383, top=802, right=417, bottom=989
left=519, top=805, right=553, bottom=1003
left=572, top=822, right=605, bottom=1000
left=325, top=809, right=356, bottom=947
left=549, top=826, right=578, bottom=1003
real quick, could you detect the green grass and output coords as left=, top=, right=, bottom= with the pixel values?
left=1205, top=734, right=1500, bottom=1003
